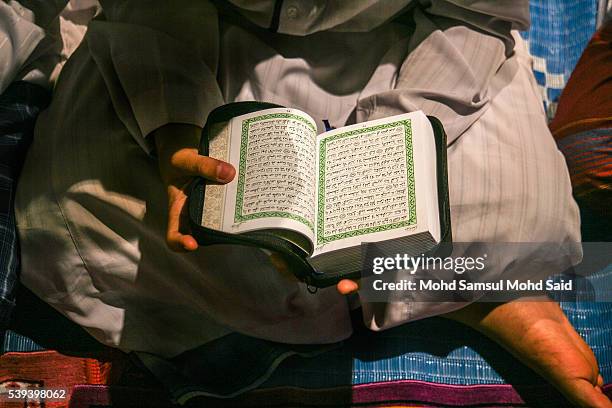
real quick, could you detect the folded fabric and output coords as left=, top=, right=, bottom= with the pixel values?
left=550, top=21, right=612, bottom=139
left=549, top=19, right=612, bottom=223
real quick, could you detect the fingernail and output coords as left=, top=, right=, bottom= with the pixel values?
left=216, top=163, right=235, bottom=182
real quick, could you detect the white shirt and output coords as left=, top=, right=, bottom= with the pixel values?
left=13, top=1, right=580, bottom=357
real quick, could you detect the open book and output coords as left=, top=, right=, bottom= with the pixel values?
left=189, top=102, right=451, bottom=288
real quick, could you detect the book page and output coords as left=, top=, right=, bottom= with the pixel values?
left=201, top=122, right=231, bottom=230
left=222, top=108, right=318, bottom=242
left=314, top=114, right=422, bottom=255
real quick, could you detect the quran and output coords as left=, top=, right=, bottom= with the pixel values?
left=189, top=102, right=451, bottom=288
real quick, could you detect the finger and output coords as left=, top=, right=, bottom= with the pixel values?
left=171, top=149, right=235, bottom=183
left=166, top=186, right=198, bottom=252
left=337, top=279, right=359, bottom=295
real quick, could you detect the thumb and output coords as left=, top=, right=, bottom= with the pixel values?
left=170, top=149, right=235, bottom=183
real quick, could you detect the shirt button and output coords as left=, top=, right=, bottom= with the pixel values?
left=286, top=5, right=299, bottom=19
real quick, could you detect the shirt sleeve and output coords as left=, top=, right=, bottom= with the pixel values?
left=418, top=0, right=530, bottom=53
left=355, top=0, right=530, bottom=145
left=85, top=0, right=224, bottom=154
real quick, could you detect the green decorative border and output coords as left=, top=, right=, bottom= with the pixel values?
left=316, top=119, right=416, bottom=244
left=234, top=113, right=316, bottom=231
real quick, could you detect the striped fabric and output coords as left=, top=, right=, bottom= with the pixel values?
left=2, top=330, right=43, bottom=352
left=557, top=129, right=612, bottom=201
left=0, top=350, right=108, bottom=408
left=62, top=382, right=612, bottom=407
left=549, top=19, right=612, bottom=219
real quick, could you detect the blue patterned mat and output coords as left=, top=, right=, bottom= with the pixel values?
left=520, top=0, right=599, bottom=119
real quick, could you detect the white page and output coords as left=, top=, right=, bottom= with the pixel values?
left=313, top=111, right=436, bottom=257
left=422, top=117, right=441, bottom=243
left=221, top=108, right=318, bottom=242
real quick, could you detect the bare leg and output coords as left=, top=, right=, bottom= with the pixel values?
left=443, top=299, right=611, bottom=407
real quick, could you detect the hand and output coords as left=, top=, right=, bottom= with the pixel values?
left=153, top=123, right=235, bottom=252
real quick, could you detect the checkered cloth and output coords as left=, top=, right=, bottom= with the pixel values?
left=520, top=0, right=600, bottom=120
left=0, top=81, right=50, bottom=331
